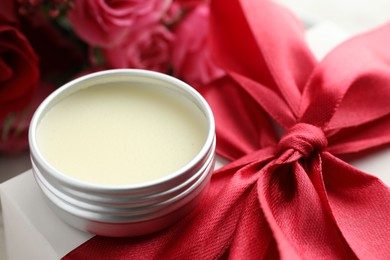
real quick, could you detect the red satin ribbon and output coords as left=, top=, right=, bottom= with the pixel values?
left=64, top=0, right=390, bottom=259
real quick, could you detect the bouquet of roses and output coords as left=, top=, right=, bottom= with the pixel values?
left=0, top=0, right=224, bottom=154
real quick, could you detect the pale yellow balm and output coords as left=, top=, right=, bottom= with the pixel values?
left=36, top=83, right=208, bottom=186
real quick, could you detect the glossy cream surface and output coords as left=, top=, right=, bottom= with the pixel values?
left=36, top=82, right=208, bottom=185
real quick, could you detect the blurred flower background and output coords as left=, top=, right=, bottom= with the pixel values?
left=0, top=0, right=225, bottom=155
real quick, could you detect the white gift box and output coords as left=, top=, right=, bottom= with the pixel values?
left=1, top=22, right=390, bottom=260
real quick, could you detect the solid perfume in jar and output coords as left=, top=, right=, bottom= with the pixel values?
left=29, top=69, right=215, bottom=237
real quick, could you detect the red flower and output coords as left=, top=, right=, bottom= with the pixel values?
left=0, top=25, right=40, bottom=154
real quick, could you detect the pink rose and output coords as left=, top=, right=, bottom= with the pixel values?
left=0, top=25, right=40, bottom=154
left=170, top=4, right=225, bottom=87
left=104, top=24, right=173, bottom=73
left=68, top=0, right=171, bottom=48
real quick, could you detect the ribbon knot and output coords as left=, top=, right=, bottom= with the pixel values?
left=278, top=123, right=328, bottom=157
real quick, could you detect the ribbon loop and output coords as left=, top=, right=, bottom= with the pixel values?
left=278, top=123, right=327, bottom=157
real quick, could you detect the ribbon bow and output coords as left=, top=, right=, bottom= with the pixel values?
left=64, top=0, right=390, bottom=259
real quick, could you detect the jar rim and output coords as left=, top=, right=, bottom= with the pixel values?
left=29, top=69, right=215, bottom=192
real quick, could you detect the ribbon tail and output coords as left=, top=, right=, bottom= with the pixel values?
left=228, top=184, right=278, bottom=259
left=322, top=152, right=390, bottom=259
left=257, top=152, right=354, bottom=259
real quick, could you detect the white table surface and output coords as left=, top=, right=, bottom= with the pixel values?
left=1, top=1, right=390, bottom=259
